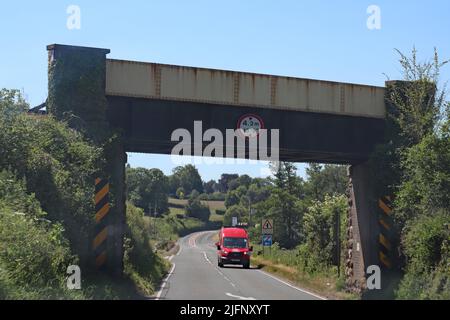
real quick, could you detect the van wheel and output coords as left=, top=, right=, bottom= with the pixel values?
left=243, top=261, right=250, bottom=269
left=218, top=258, right=224, bottom=268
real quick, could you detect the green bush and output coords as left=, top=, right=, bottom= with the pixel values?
left=394, top=129, right=450, bottom=227
left=0, top=171, right=78, bottom=299
left=0, top=89, right=171, bottom=299
left=208, top=192, right=226, bottom=201
left=124, top=203, right=169, bottom=296
left=0, top=170, right=44, bottom=219
left=396, top=211, right=450, bottom=299
left=259, top=242, right=302, bottom=267
left=300, top=195, right=347, bottom=273
left=185, top=196, right=210, bottom=222
left=0, top=90, right=103, bottom=267
left=198, top=193, right=209, bottom=201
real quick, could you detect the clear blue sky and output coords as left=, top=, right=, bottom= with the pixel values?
left=1, top=1, right=449, bottom=181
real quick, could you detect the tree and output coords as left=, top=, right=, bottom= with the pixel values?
left=185, top=192, right=210, bottom=222
left=168, top=174, right=180, bottom=195
left=0, top=89, right=28, bottom=117
left=246, top=183, right=271, bottom=204
left=203, top=180, right=217, bottom=194
left=218, top=174, right=239, bottom=192
left=223, top=205, right=247, bottom=226
left=171, top=165, right=204, bottom=195
left=126, top=167, right=169, bottom=215
left=388, top=48, right=448, bottom=147
left=228, top=179, right=240, bottom=191
left=380, top=48, right=450, bottom=299
left=189, top=189, right=200, bottom=199
left=270, top=162, right=306, bottom=197
left=396, top=211, right=449, bottom=299
left=224, top=190, right=240, bottom=208
left=300, top=195, right=347, bottom=272
left=263, top=189, right=303, bottom=248
left=304, top=164, right=347, bottom=201
left=263, top=162, right=306, bottom=248
left=237, top=175, right=252, bottom=188
left=395, top=126, right=450, bottom=226
left=370, top=48, right=449, bottom=197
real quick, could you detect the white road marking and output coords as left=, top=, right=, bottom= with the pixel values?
left=208, top=256, right=240, bottom=290
left=226, top=293, right=256, bottom=300
left=188, top=232, right=204, bottom=248
left=257, top=270, right=327, bottom=300
left=155, top=263, right=176, bottom=300
left=188, top=235, right=194, bottom=248
left=203, top=251, right=213, bottom=265
left=224, top=277, right=237, bottom=288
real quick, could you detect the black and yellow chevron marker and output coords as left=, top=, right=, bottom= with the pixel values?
left=94, top=178, right=110, bottom=269
left=378, top=195, right=393, bottom=269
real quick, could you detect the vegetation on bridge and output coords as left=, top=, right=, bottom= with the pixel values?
left=370, top=48, right=449, bottom=299
left=0, top=90, right=168, bottom=299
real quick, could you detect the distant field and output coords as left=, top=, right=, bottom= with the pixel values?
left=205, top=200, right=226, bottom=212
left=168, top=197, right=225, bottom=211
left=168, top=197, right=225, bottom=222
left=168, top=198, right=188, bottom=207
left=168, top=206, right=184, bottom=216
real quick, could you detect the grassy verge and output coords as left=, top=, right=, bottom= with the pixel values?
left=75, top=201, right=223, bottom=299
left=123, top=203, right=170, bottom=297
left=251, top=245, right=358, bottom=300
left=169, top=198, right=225, bottom=217
left=0, top=194, right=169, bottom=299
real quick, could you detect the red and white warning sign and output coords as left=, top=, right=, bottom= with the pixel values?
left=262, top=219, right=273, bottom=235
left=237, top=114, right=264, bottom=137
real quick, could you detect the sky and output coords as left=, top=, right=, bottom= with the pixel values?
left=1, top=1, right=449, bottom=181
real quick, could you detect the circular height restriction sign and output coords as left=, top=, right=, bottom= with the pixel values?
left=237, top=114, right=264, bottom=137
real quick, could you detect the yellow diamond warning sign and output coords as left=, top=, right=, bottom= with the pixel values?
left=262, top=219, right=273, bottom=235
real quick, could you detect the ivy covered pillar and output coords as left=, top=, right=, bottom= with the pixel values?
left=346, top=81, right=416, bottom=298
left=47, top=44, right=126, bottom=276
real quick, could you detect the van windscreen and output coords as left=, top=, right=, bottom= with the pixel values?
left=223, top=237, right=248, bottom=249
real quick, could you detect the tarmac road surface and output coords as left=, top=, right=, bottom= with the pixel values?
left=156, top=231, right=325, bottom=300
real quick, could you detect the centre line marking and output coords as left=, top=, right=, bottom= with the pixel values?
left=203, top=251, right=212, bottom=265
left=226, top=292, right=256, bottom=300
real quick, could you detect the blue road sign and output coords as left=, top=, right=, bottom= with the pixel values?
left=262, top=235, right=273, bottom=247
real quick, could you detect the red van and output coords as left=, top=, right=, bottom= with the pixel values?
left=215, top=227, right=253, bottom=269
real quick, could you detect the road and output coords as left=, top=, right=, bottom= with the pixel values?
left=156, top=231, right=325, bottom=300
